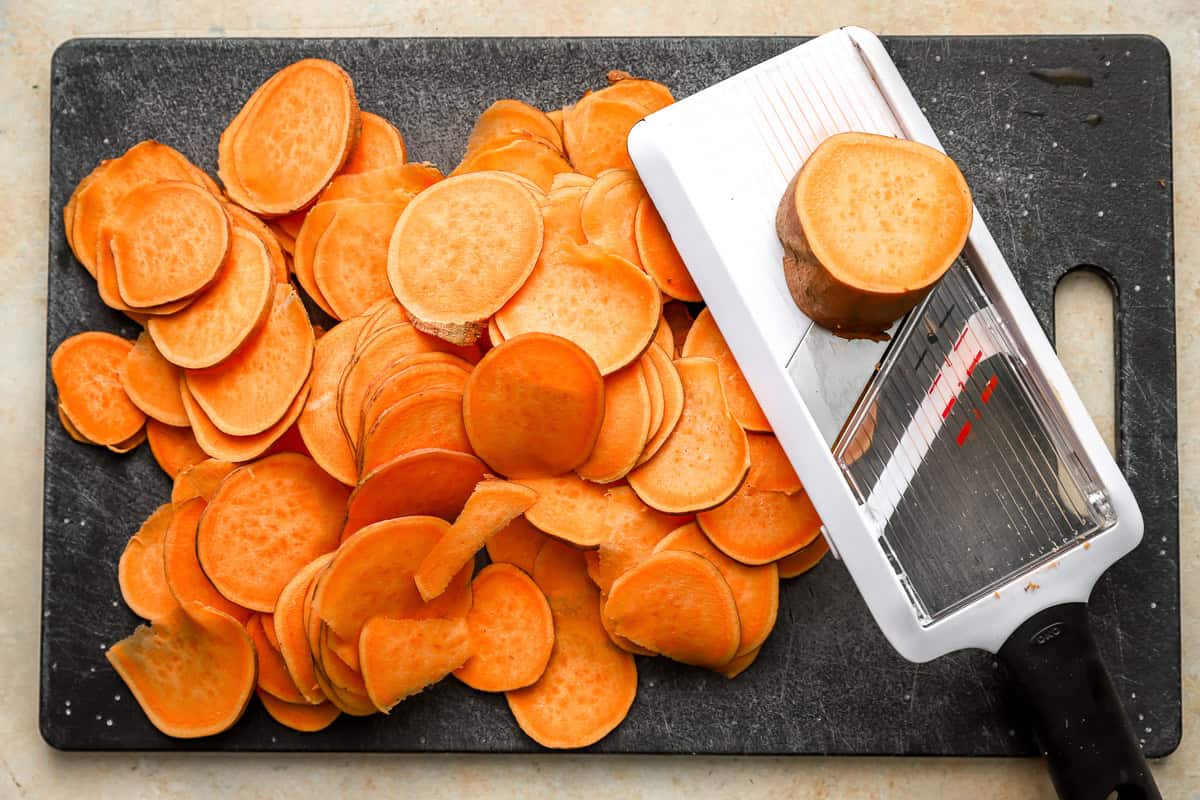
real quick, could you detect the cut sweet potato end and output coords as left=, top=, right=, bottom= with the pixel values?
left=776, top=535, right=830, bottom=579
left=681, top=308, right=771, bottom=432
left=454, top=563, right=554, bottom=692
left=118, top=503, right=179, bottom=620
left=106, top=601, right=256, bottom=738
left=343, top=448, right=487, bottom=539
left=52, top=331, right=146, bottom=446
left=121, top=332, right=188, bottom=427
left=258, top=690, right=340, bottom=732
left=359, top=617, right=470, bottom=713
left=604, top=549, right=740, bottom=669
left=697, top=486, right=823, bottom=566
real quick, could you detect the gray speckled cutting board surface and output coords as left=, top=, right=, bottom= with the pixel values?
left=42, top=35, right=1178, bottom=755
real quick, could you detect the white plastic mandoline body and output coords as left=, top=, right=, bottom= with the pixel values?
left=627, top=27, right=1143, bottom=662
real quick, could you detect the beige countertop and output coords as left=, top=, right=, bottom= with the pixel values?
left=1, top=1, right=1195, bottom=797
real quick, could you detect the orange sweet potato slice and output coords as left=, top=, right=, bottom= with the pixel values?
left=486, top=317, right=506, bottom=348
left=546, top=108, right=565, bottom=143
left=682, top=308, right=771, bottom=431
left=548, top=172, right=593, bottom=192
left=655, top=522, right=779, bottom=657
left=197, top=453, right=349, bottom=611
left=358, top=388, right=470, bottom=476
left=245, top=614, right=306, bottom=704
left=634, top=197, right=702, bottom=301
left=454, top=563, right=553, bottom=692
left=317, top=624, right=368, bottom=695
left=220, top=59, right=360, bottom=216
left=298, top=315, right=369, bottom=485
left=170, top=458, right=235, bottom=504
left=57, top=404, right=93, bottom=444
left=106, top=601, right=256, bottom=738
left=517, top=474, right=614, bottom=547
left=485, top=516, right=550, bottom=574
left=360, top=356, right=471, bottom=438
left=604, top=549, right=739, bottom=669
left=258, top=690, right=340, bottom=732
left=343, top=449, right=486, bottom=539
left=259, top=612, right=280, bottom=651
left=315, top=516, right=471, bottom=644
left=185, top=284, right=314, bottom=436
left=312, top=197, right=412, bottom=320
left=224, top=203, right=289, bottom=283
left=93, top=230, right=195, bottom=317
left=52, top=331, right=146, bottom=446
left=274, top=553, right=334, bottom=705
left=466, top=99, right=564, bottom=157
left=635, top=344, right=684, bottom=466
left=652, top=314, right=673, bottom=355
left=580, top=169, right=644, bottom=266
left=290, top=201, right=339, bottom=317
left=319, top=162, right=442, bottom=204
left=576, top=363, right=651, bottom=484
left=697, top=486, right=823, bottom=566
left=598, top=597, right=657, bottom=656
left=163, top=497, right=252, bottom=624
left=720, top=647, right=760, bottom=679
left=603, top=70, right=677, bottom=112
left=69, top=140, right=218, bottom=276
left=563, top=96, right=648, bottom=178
left=746, top=433, right=803, bottom=494
left=662, top=301, right=694, bottom=357
left=777, top=535, right=830, bottom=579
left=506, top=540, right=637, bottom=749
left=495, top=240, right=660, bottom=375
left=146, top=420, right=208, bottom=478
left=341, top=111, right=407, bottom=174
left=147, top=226, right=275, bottom=369
left=456, top=135, right=573, bottom=193
left=120, top=332, right=188, bottom=426
left=359, top=617, right=470, bottom=712
left=639, top=351, right=664, bottom=450
left=108, top=180, right=230, bottom=307
left=539, top=184, right=589, bottom=250
left=464, top=333, right=604, bottom=478
left=628, top=357, right=750, bottom=513
left=589, top=485, right=689, bottom=594
left=387, top=172, right=543, bottom=345
left=118, top=503, right=179, bottom=620
left=181, top=376, right=312, bottom=463
left=415, top=481, right=538, bottom=601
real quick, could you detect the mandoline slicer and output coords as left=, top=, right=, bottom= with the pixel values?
left=628, top=28, right=1158, bottom=800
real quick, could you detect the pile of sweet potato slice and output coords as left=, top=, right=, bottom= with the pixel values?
left=54, top=58, right=828, bottom=748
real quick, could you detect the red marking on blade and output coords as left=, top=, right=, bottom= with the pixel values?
left=928, top=373, right=942, bottom=395
left=982, top=375, right=998, bottom=403
left=953, top=327, right=970, bottom=351
left=973, top=407, right=983, bottom=420
left=942, top=397, right=956, bottom=419
left=966, top=350, right=983, bottom=376
left=957, top=421, right=972, bottom=446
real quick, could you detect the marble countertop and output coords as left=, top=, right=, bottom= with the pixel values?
left=1, top=1, right=1195, bottom=796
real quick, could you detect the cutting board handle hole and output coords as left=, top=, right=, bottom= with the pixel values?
left=1054, top=266, right=1117, bottom=454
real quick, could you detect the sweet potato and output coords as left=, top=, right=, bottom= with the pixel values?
left=359, top=617, right=471, bottom=712
left=655, top=523, right=778, bottom=657
left=635, top=197, right=702, bottom=301
left=108, top=180, right=229, bottom=307
left=317, top=625, right=368, bottom=695
left=56, top=404, right=92, bottom=444
left=358, top=388, right=470, bottom=475
left=484, top=516, right=550, bottom=574
left=290, top=201, right=339, bottom=317
left=507, top=541, right=637, bottom=749
left=120, top=332, right=188, bottom=426
left=652, top=314, right=673, bottom=355
left=598, top=598, right=656, bottom=656
left=245, top=614, right=306, bottom=704
left=68, top=140, right=218, bottom=276
left=549, top=172, right=592, bottom=192
left=539, top=183, right=589, bottom=250
left=106, top=601, right=255, bottom=738
left=580, top=169, right=644, bottom=266
left=466, top=99, right=564, bottom=157
left=146, top=420, right=208, bottom=478
left=147, top=227, right=275, bottom=369
left=746, top=433, right=802, bottom=494
left=309, top=197, right=413, bottom=319
left=454, top=563, right=553, bottom=692
left=546, top=108, right=565, bottom=144
left=589, top=485, right=689, bottom=594
left=118, top=503, right=178, bottom=620
left=343, top=448, right=486, bottom=539
left=456, top=135, right=573, bottom=193
left=197, top=453, right=349, bottom=611
left=52, top=331, right=146, bottom=446
left=662, top=302, right=694, bottom=357
left=387, top=172, right=544, bottom=345
left=487, top=317, right=506, bottom=348
left=697, top=486, right=823, bottom=566
left=628, top=357, right=749, bottom=513
left=342, top=111, right=407, bottom=174
left=106, top=427, right=147, bottom=455
left=635, top=344, right=683, bottom=466
left=776, top=132, right=972, bottom=339
left=319, top=162, right=442, bottom=204
left=258, top=690, right=340, bottom=732
left=563, top=96, right=650, bottom=178
left=298, top=315, right=369, bottom=485
left=224, top=203, right=290, bottom=283
left=604, top=549, right=739, bottom=669
left=776, top=535, right=829, bottom=579
left=273, top=553, right=334, bottom=705
left=720, top=647, right=760, bottom=680
left=603, top=70, right=676, bottom=112
left=220, top=59, right=360, bottom=217
left=415, top=481, right=538, bottom=601
left=639, top=352, right=664, bottom=450
left=184, top=284, right=314, bottom=436
left=464, top=333, right=605, bottom=478
left=517, top=474, right=614, bottom=547
left=495, top=240, right=660, bottom=375
left=682, top=308, right=770, bottom=431
left=316, top=516, right=472, bottom=646
left=360, top=356, right=471, bottom=438
left=577, top=363, right=651, bottom=484
left=180, top=376, right=311, bottom=463
left=93, top=230, right=195, bottom=318
left=170, top=458, right=235, bottom=504
left=259, top=612, right=280, bottom=651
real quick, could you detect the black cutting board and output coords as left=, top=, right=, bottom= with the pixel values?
left=42, top=35, right=1178, bottom=755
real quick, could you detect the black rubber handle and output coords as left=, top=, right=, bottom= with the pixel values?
left=998, top=603, right=1160, bottom=800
